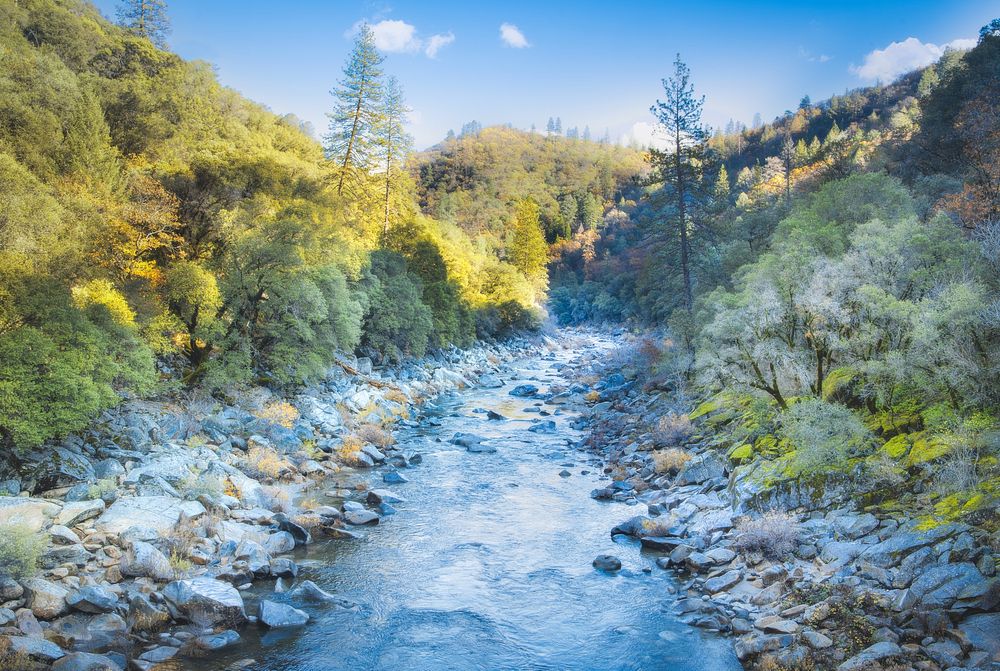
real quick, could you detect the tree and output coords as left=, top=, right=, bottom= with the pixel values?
left=752, top=112, right=763, bottom=129
left=554, top=117, right=563, bottom=135
left=377, top=76, right=413, bottom=238
left=781, top=133, right=795, bottom=203
left=325, top=24, right=385, bottom=196
left=799, top=95, right=811, bottom=110
left=558, top=194, right=578, bottom=235
left=508, top=198, right=549, bottom=292
left=116, top=0, right=170, bottom=47
left=649, top=54, right=707, bottom=311
left=579, top=191, right=601, bottom=230
left=583, top=126, right=592, bottom=141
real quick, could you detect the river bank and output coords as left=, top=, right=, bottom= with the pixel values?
left=0, top=334, right=548, bottom=669
left=573, top=334, right=1000, bottom=671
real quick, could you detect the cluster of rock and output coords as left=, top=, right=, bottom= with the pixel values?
left=572, top=351, right=999, bottom=670
left=0, top=340, right=536, bottom=669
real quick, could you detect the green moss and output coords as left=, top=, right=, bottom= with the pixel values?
left=821, top=366, right=859, bottom=401
left=880, top=434, right=911, bottom=459
left=729, top=443, right=753, bottom=461
left=905, top=433, right=952, bottom=466
left=689, top=398, right=723, bottom=420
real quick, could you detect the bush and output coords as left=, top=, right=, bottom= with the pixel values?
left=253, top=400, right=299, bottom=428
left=733, top=510, right=801, bottom=559
left=243, top=445, right=292, bottom=480
left=780, top=398, right=873, bottom=474
left=359, top=251, right=434, bottom=361
left=0, top=524, right=45, bottom=579
left=652, top=448, right=692, bottom=474
left=337, top=435, right=364, bottom=464
left=356, top=423, right=394, bottom=449
left=655, top=413, right=693, bottom=446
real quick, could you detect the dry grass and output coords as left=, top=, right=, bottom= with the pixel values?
left=357, top=423, right=395, bottom=449
left=383, top=388, right=409, bottom=405
left=585, top=390, right=601, bottom=403
left=338, top=435, right=364, bottom=463
left=0, top=637, right=33, bottom=671
left=254, top=400, right=299, bottom=428
left=652, top=448, right=692, bottom=474
left=244, top=445, right=293, bottom=480
left=655, top=413, right=693, bottom=446
left=734, top=510, right=801, bottom=559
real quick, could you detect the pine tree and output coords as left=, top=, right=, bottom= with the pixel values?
left=583, top=126, right=591, bottom=141
left=325, top=24, right=385, bottom=196
left=579, top=192, right=601, bottom=230
left=116, top=0, right=170, bottom=47
left=558, top=194, right=578, bottom=234
left=752, top=112, right=762, bottom=129
left=508, top=198, right=548, bottom=287
left=799, top=95, right=811, bottom=109
left=714, top=165, right=730, bottom=200
left=781, top=133, right=795, bottom=203
left=378, top=76, right=413, bottom=239
left=546, top=117, right=555, bottom=135
left=554, top=117, right=562, bottom=135
left=649, top=54, right=707, bottom=312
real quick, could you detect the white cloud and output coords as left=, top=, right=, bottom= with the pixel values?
left=624, top=121, right=669, bottom=150
left=500, top=23, right=529, bottom=48
left=852, top=36, right=975, bottom=82
left=371, top=19, right=421, bottom=53
left=798, top=47, right=833, bottom=63
left=425, top=32, right=455, bottom=58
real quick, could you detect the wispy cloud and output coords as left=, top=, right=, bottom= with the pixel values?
left=499, top=23, right=529, bottom=48
left=349, top=19, right=455, bottom=59
left=798, top=47, right=832, bottom=63
left=852, top=36, right=975, bottom=82
left=425, top=32, right=455, bottom=58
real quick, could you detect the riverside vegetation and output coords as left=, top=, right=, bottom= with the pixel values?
left=0, top=1, right=999, bottom=670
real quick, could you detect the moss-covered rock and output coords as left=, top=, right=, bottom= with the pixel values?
left=905, top=433, right=952, bottom=466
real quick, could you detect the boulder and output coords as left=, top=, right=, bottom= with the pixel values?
left=382, top=471, right=409, bottom=484
left=52, top=652, right=122, bottom=671
left=4, top=635, right=66, bottom=661
left=837, top=642, right=901, bottom=671
left=0, top=497, right=61, bottom=532
left=290, top=580, right=359, bottom=609
left=704, top=570, right=743, bottom=594
left=906, top=562, right=987, bottom=608
left=675, top=452, right=725, bottom=486
left=263, top=532, right=296, bottom=555
left=528, top=420, right=557, bottom=434
left=366, top=489, right=405, bottom=505
left=192, top=630, right=240, bottom=651
left=23, top=578, right=69, bottom=619
left=120, top=541, right=173, bottom=582
left=272, top=513, right=311, bottom=547
left=54, top=500, right=106, bottom=527
left=509, top=384, right=538, bottom=398
left=832, top=512, right=879, bottom=539
left=162, top=578, right=248, bottom=628
left=94, top=496, right=205, bottom=535
left=257, top=600, right=309, bottom=628
left=66, top=586, right=119, bottom=614
left=958, top=612, right=1000, bottom=660
left=592, top=555, right=622, bottom=571
left=344, top=510, right=380, bottom=526
left=126, top=593, right=170, bottom=633
left=48, top=613, right=126, bottom=653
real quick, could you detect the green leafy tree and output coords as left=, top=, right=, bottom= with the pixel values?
left=325, top=24, right=385, bottom=196
left=508, top=198, right=549, bottom=291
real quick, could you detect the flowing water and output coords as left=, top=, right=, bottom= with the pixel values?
left=185, top=334, right=742, bottom=671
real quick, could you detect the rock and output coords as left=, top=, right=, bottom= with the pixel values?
left=820, top=541, right=865, bottom=566
left=675, top=452, right=725, bottom=486
left=610, top=515, right=651, bottom=537
left=49, top=525, right=81, bottom=546
left=94, top=496, right=205, bottom=535
left=120, top=541, right=173, bottom=582
left=290, top=580, right=360, bottom=609
left=640, top=536, right=684, bottom=551
left=366, top=489, right=405, bottom=505
left=0, top=497, right=61, bottom=532
left=907, top=562, right=986, bottom=608
left=593, top=555, right=622, bottom=571
left=360, top=445, right=386, bottom=463
left=17, top=609, right=43, bottom=637
left=838, top=642, right=902, bottom=670
left=54, top=500, right=106, bottom=527
left=705, top=547, right=737, bottom=564
left=802, top=630, right=833, bottom=649
left=0, top=576, right=24, bottom=601
left=272, top=513, right=311, bottom=547
left=4, top=634, right=66, bottom=661
left=382, top=471, right=409, bottom=484
left=344, top=510, right=380, bottom=525
left=269, top=558, right=298, bottom=579
left=832, top=512, right=879, bottom=539
left=559, top=470, right=571, bottom=477
left=66, top=586, right=118, bottom=614
left=138, top=646, right=178, bottom=663
left=755, top=615, right=799, bottom=634
left=509, top=384, right=538, bottom=397
left=861, top=522, right=957, bottom=567
left=486, top=410, right=505, bottom=421
left=52, top=652, right=122, bottom=671
left=958, top=612, right=1000, bottom=660
left=263, top=531, right=296, bottom=555
left=528, top=420, right=557, bottom=434
left=162, top=578, right=248, bottom=628
left=479, top=374, right=503, bottom=388
left=23, top=578, right=69, bottom=619
left=704, top=570, right=743, bottom=594
left=49, top=613, right=126, bottom=653
left=450, top=432, right=486, bottom=448
left=126, top=593, right=170, bottom=633
left=193, top=630, right=240, bottom=651
left=93, top=459, right=125, bottom=480
left=257, top=600, right=309, bottom=628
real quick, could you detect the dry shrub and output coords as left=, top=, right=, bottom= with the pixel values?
left=383, top=388, right=409, bottom=405
left=245, top=445, right=292, bottom=480
left=338, top=435, right=364, bottom=463
left=0, top=637, right=33, bottom=671
left=254, top=400, right=299, bottom=428
left=637, top=337, right=663, bottom=368
left=177, top=473, right=224, bottom=499
left=733, top=510, right=801, bottom=559
left=640, top=518, right=673, bottom=536
left=585, top=390, right=601, bottom=403
left=652, top=448, right=692, bottom=474
left=655, top=413, right=693, bottom=446
left=356, top=423, right=394, bottom=449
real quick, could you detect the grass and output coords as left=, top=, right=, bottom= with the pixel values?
left=356, top=423, right=395, bottom=449
left=87, top=477, right=118, bottom=499
left=0, top=524, right=45, bottom=579
left=651, top=448, right=692, bottom=474
left=0, top=637, right=33, bottom=671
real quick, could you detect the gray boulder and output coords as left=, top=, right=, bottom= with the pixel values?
left=23, top=578, right=69, bottom=619
left=94, top=496, right=205, bottom=535
left=120, top=541, right=173, bottom=582
left=509, top=384, right=538, bottom=397
left=66, top=586, right=119, bottom=614
left=837, top=642, right=901, bottom=670
left=290, top=580, right=359, bottom=610
left=258, top=600, right=309, bottom=628
left=54, top=500, right=106, bottom=527
left=162, top=578, right=248, bottom=628
left=675, top=452, right=725, bottom=485
left=52, top=652, right=123, bottom=671
left=592, top=555, right=621, bottom=571
left=5, top=635, right=66, bottom=661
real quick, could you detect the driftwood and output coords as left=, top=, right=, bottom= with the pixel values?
left=334, top=359, right=400, bottom=391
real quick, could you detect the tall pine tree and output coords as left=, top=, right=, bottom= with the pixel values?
left=649, top=54, right=707, bottom=312
left=378, top=76, right=413, bottom=239
left=116, top=0, right=170, bottom=47
left=325, top=25, right=385, bottom=196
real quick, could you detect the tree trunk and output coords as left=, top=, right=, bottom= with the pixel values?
left=338, top=78, right=366, bottom=196
left=674, top=126, right=692, bottom=312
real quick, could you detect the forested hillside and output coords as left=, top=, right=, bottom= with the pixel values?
left=0, top=0, right=549, bottom=455
left=553, top=28, right=1000, bottom=528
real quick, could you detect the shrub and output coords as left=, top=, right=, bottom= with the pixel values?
left=359, top=251, right=434, bottom=361
left=176, top=473, right=224, bottom=500
left=254, top=400, right=299, bottom=428
left=652, top=448, right=692, bottom=474
left=0, top=524, right=45, bottom=579
left=338, top=435, right=364, bottom=463
left=780, top=398, right=873, bottom=474
left=0, top=637, right=32, bottom=671
left=244, top=446, right=292, bottom=480
left=733, top=510, right=801, bottom=559
left=260, top=485, right=291, bottom=513
left=87, top=477, right=118, bottom=499
left=655, top=413, right=693, bottom=446
left=356, top=423, right=394, bottom=449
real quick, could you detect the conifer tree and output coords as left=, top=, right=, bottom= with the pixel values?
left=583, top=126, right=591, bottom=141
left=116, top=0, right=170, bottom=47
left=378, top=76, right=413, bottom=238
left=649, top=54, right=707, bottom=311
left=325, top=24, right=385, bottom=196
left=508, top=198, right=549, bottom=288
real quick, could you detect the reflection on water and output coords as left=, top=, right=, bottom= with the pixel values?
left=183, top=338, right=742, bottom=671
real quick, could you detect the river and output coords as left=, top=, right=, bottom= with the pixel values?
left=183, top=333, right=742, bottom=671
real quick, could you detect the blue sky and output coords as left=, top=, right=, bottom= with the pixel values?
left=91, top=0, right=999, bottom=149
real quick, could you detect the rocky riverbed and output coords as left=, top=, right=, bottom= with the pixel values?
left=572, top=336, right=1000, bottom=671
